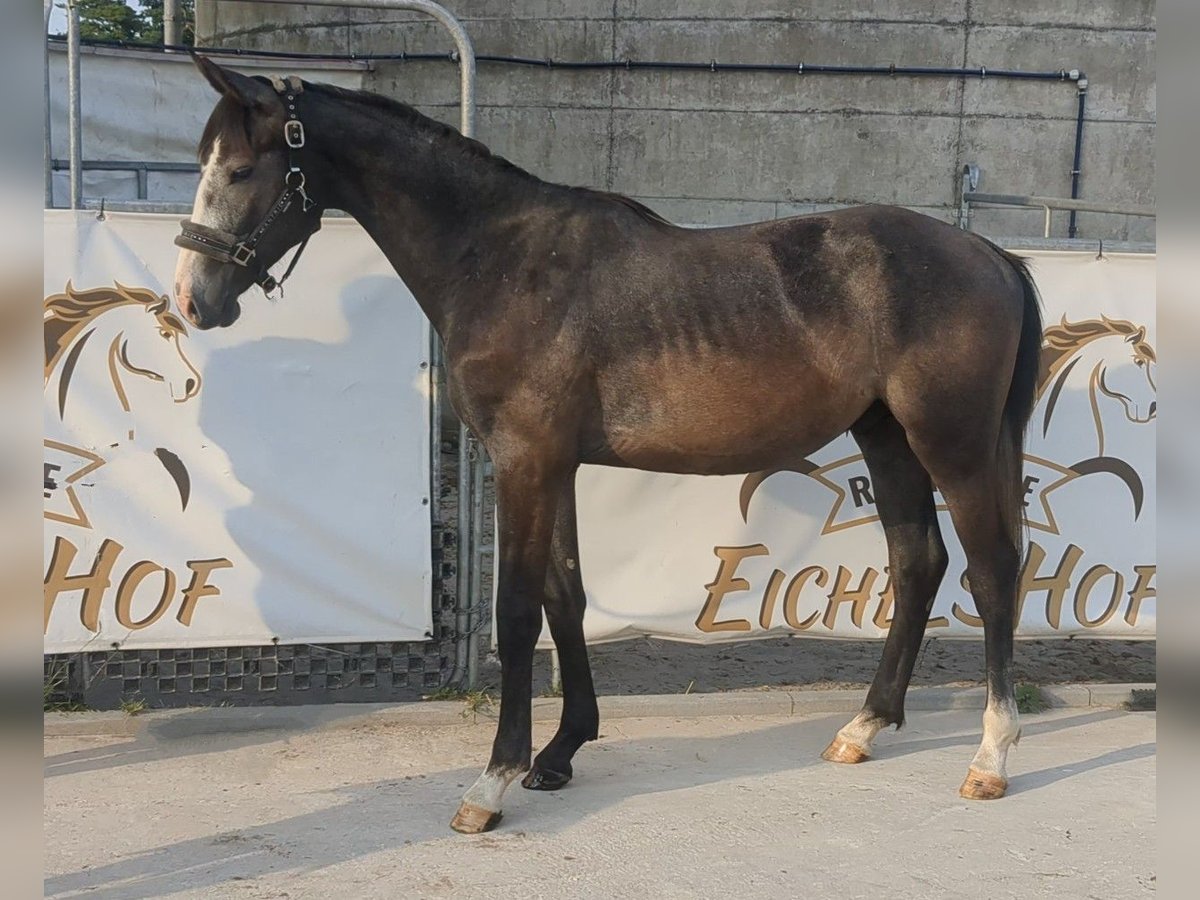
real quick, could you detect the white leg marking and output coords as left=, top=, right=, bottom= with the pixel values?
left=969, top=694, right=1021, bottom=780
left=461, top=766, right=522, bottom=814
left=836, top=710, right=886, bottom=754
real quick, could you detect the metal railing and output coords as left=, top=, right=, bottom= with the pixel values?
left=961, top=190, right=1155, bottom=238
left=49, top=159, right=200, bottom=200
left=955, top=162, right=1155, bottom=238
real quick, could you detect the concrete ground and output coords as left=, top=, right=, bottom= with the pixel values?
left=45, top=698, right=1155, bottom=899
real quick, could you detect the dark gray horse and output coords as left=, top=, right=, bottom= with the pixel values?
left=174, top=57, right=1043, bottom=834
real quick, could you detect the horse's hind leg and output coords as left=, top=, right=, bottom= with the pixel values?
left=522, top=474, right=600, bottom=791
left=908, top=436, right=1022, bottom=799
left=938, top=470, right=1022, bottom=799
left=823, top=411, right=947, bottom=764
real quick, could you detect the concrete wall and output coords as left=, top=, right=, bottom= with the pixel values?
left=196, top=1, right=1155, bottom=241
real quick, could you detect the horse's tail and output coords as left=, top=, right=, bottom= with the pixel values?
left=995, top=248, right=1044, bottom=555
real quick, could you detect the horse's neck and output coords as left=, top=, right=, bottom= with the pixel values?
left=309, top=93, right=543, bottom=336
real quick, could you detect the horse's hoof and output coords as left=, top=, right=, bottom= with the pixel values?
left=521, top=764, right=572, bottom=791
left=958, top=767, right=1008, bottom=800
left=821, top=736, right=870, bottom=765
left=450, top=802, right=502, bottom=834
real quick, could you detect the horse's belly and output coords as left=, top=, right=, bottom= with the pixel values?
left=588, top=355, right=873, bottom=475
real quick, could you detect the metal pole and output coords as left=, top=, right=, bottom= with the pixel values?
left=246, top=0, right=476, bottom=139
left=164, top=0, right=182, bottom=47
left=66, top=0, right=82, bottom=210
left=44, top=0, right=54, bottom=207
left=246, top=0, right=477, bottom=684
left=465, top=439, right=486, bottom=688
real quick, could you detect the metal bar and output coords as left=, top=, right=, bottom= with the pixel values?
left=44, top=0, right=54, bottom=207
left=466, top=436, right=486, bottom=689
left=71, top=198, right=341, bottom=215
left=995, top=236, right=1154, bottom=254
left=1043, top=205, right=1052, bottom=239
left=246, top=0, right=476, bottom=139
left=66, top=1, right=83, bottom=209
left=164, top=0, right=182, bottom=48
left=247, top=0, right=477, bottom=685
left=51, top=159, right=201, bottom=173
left=962, top=192, right=1155, bottom=218
left=1068, top=78, right=1088, bottom=238
left=455, top=434, right=472, bottom=684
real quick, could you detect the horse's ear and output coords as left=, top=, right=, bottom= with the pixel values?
left=191, top=54, right=276, bottom=111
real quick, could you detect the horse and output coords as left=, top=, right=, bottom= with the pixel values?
left=174, top=56, right=1044, bottom=834
left=1037, top=315, right=1156, bottom=458
left=45, top=282, right=202, bottom=423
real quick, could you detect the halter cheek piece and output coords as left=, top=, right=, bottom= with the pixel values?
left=175, top=75, right=319, bottom=298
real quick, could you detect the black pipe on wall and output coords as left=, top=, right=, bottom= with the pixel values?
left=1068, top=79, right=1089, bottom=238
left=52, top=38, right=1089, bottom=235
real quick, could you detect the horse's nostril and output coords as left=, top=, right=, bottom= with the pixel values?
left=1149, top=401, right=1157, bottom=416
left=185, top=378, right=197, bottom=395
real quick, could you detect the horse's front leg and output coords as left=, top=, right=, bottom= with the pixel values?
left=450, top=451, right=567, bottom=834
left=522, top=472, right=599, bottom=791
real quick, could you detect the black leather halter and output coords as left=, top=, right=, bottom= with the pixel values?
left=175, top=75, right=319, bottom=297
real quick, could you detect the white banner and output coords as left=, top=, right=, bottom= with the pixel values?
left=551, top=250, right=1156, bottom=646
left=43, top=211, right=432, bottom=652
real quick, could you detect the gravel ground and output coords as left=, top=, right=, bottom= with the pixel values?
left=528, top=636, right=1157, bottom=696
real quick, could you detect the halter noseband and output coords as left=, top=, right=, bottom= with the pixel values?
left=175, top=75, right=319, bottom=298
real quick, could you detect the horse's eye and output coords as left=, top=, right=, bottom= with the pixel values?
left=1135, top=358, right=1145, bottom=367
left=230, top=166, right=254, bottom=183
left=159, top=329, right=172, bottom=340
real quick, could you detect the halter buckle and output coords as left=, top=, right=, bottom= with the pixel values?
left=231, top=242, right=256, bottom=266
left=284, top=120, right=306, bottom=149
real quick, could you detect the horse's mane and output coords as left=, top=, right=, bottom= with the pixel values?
left=44, top=282, right=167, bottom=387
left=302, top=81, right=673, bottom=228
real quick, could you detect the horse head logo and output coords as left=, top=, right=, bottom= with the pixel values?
left=1039, top=316, right=1156, bottom=457
left=45, top=282, right=202, bottom=420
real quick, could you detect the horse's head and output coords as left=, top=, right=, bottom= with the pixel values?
left=44, top=283, right=202, bottom=414
left=115, top=295, right=203, bottom=403
left=1095, top=324, right=1157, bottom=424
left=174, top=55, right=323, bottom=330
